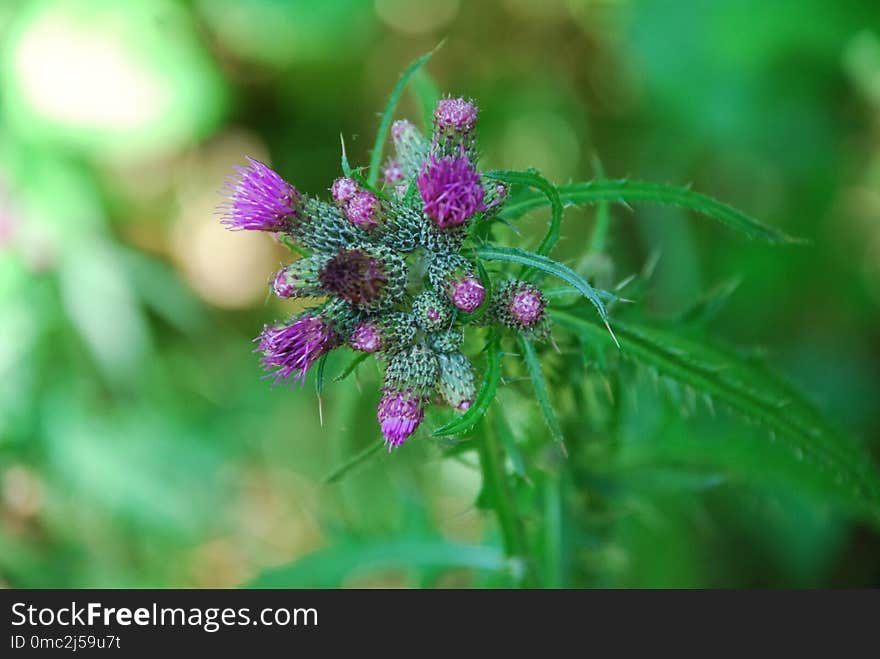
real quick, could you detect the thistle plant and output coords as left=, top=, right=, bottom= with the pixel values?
left=222, top=52, right=880, bottom=586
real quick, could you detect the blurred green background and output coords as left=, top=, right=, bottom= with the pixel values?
left=1, top=0, right=879, bottom=588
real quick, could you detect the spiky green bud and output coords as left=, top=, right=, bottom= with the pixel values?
left=437, top=351, right=475, bottom=411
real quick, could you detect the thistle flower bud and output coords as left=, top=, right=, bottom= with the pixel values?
left=432, top=98, right=478, bottom=159
left=317, top=244, right=406, bottom=312
left=254, top=313, right=339, bottom=386
left=427, top=253, right=483, bottom=311
left=418, top=155, right=486, bottom=229
left=490, top=280, right=549, bottom=335
left=377, top=203, right=423, bottom=253
left=437, top=351, right=476, bottom=411
left=391, top=119, right=430, bottom=178
left=345, top=190, right=381, bottom=229
left=383, top=159, right=404, bottom=187
left=272, top=254, right=330, bottom=299
left=349, top=321, right=383, bottom=353
left=331, top=177, right=359, bottom=205
left=377, top=389, right=425, bottom=450
left=378, top=343, right=440, bottom=449
left=289, top=198, right=368, bottom=253
left=429, top=327, right=464, bottom=353
left=484, top=181, right=509, bottom=211
left=412, top=290, right=452, bottom=332
left=350, top=314, right=417, bottom=354
left=220, top=157, right=301, bottom=232
left=451, top=276, right=485, bottom=313
left=384, top=344, right=439, bottom=397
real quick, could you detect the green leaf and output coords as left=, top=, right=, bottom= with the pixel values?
left=410, top=69, right=441, bottom=132
left=367, top=45, right=442, bottom=186
left=500, top=179, right=803, bottom=245
left=434, top=332, right=501, bottom=437
left=339, top=134, right=352, bottom=177
left=333, top=351, right=369, bottom=383
left=249, top=539, right=507, bottom=588
left=475, top=246, right=617, bottom=347
left=485, top=169, right=563, bottom=259
left=552, top=309, right=880, bottom=525
left=323, top=440, right=384, bottom=484
left=518, top=335, right=565, bottom=449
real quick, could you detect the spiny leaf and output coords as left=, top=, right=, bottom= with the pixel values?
left=434, top=332, right=501, bottom=437
left=323, top=440, right=384, bottom=484
left=368, top=44, right=442, bottom=186
left=491, top=405, right=530, bottom=483
left=500, top=179, right=803, bottom=245
left=340, top=134, right=352, bottom=177
left=315, top=353, right=328, bottom=426
left=475, top=246, right=618, bottom=347
left=485, top=169, right=563, bottom=258
left=552, top=309, right=880, bottom=525
left=333, top=351, right=369, bottom=383
left=518, top=335, right=565, bottom=450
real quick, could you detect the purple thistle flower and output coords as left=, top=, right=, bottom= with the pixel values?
left=451, top=275, right=485, bottom=312
left=331, top=177, right=359, bottom=204
left=345, top=190, right=380, bottom=229
left=418, top=155, right=486, bottom=228
left=457, top=400, right=472, bottom=411
left=255, top=315, right=337, bottom=386
left=511, top=286, right=545, bottom=327
left=221, top=157, right=300, bottom=231
left=377, top=389, right=425, bottom=450
left=434, top=98, right=478, bottom=133
left=383, top=159, right=404, bottom=186
left=350, top=321, right=382, bottom=353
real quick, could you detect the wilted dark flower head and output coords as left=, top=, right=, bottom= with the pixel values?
left=317, top=244, right=405, bottom=311
left=418, top=154, right=486, bottom=228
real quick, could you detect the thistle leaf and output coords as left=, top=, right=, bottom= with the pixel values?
left=552, top=309, right=880, bottom=525
left=323, top=440, right=384, bottom=484
left=518, top=335, right=565, bottom=449
left=485, top=169, right=563, bottom=258
left=500, top=179, right=803, bottom=245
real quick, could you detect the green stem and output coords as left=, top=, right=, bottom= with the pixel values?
left=587, top=155, right=610, bottom=255
left=477, top=418, right=528, bottom=584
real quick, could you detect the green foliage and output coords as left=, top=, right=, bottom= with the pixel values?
left=499, top=179, right=803, bottom=245
left=552, top=309, right=880, bottom=526
left=367, top=45, right=441, bottom=186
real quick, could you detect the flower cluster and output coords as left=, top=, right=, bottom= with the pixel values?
left=220, top=96, right=549, bottom=450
